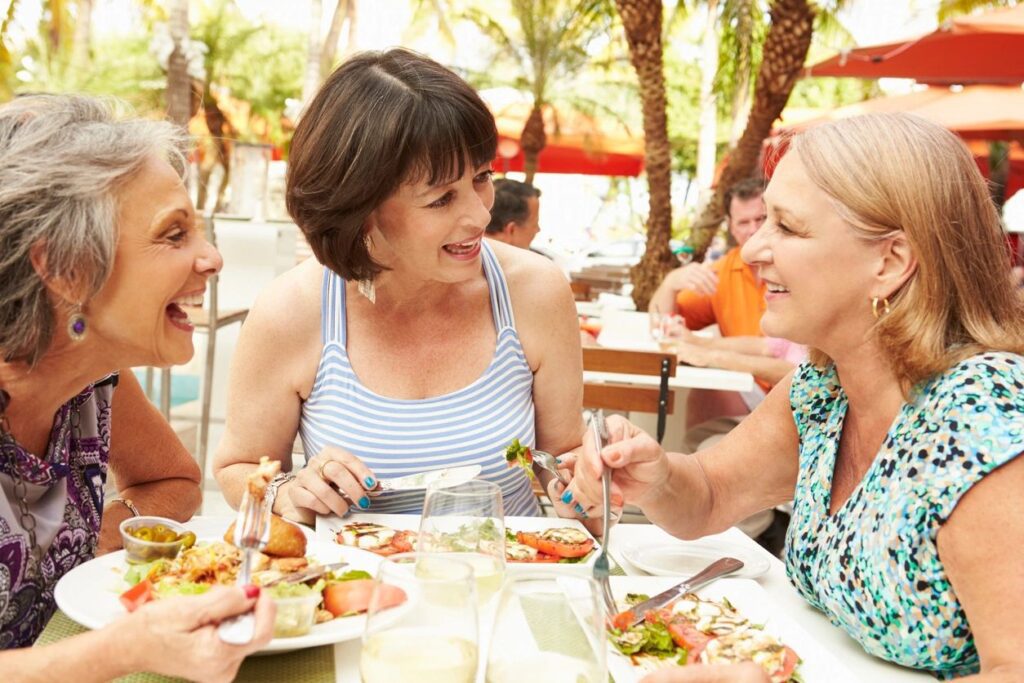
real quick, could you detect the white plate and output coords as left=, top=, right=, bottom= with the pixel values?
left=606, top=576, right=857, bottom=683
left=316, top=512, right=602, bottom=575
left=54, top=540, right=383, bottom=654
left=621, top=537, right=771, bottom=579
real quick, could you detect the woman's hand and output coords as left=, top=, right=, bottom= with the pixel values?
left=640, top=663, right=770, bottom=683
left=124, top=586, right=274, bottom=683
left=565, top=415, right=670, bottom=518
left=284, top=446, right=377, bottom=523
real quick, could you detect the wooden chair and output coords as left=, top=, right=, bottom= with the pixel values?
left=150, top=213, right=249, bottom=487
left=569, top=280, right=592, bottom=302
left=582, top=347, right=676, bottom=443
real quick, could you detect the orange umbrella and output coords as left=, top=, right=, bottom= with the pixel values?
left=781, top=85, right=1024, bottom=141
left=483, top=95, right=645, bottom=177
left=805, top=5, right=1024, bottom=84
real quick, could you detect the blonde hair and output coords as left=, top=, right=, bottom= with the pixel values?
left=792, top=113, right=1024, bottom=391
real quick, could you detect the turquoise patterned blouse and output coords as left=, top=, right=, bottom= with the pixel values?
left=784, top=352, right=1024, bottom=678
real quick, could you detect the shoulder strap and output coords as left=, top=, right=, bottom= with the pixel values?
left=320, top=267, right=348, bottom=345
left=481, top=241, right=515, bottom=330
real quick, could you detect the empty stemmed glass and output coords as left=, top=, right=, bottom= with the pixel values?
left=418, top=479, right=507, bottom=605
left=360, top=552, right=478, bottom=683
left=649, top=304, right=686, bottom=352
left=485, top=574, right=607, bottom=683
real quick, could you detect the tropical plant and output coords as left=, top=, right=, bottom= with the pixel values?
left=614, top=0, right=674, bottom=309
left=688, top=0, right=817, bottom=260
left=461, top=0, right=618, bottom=183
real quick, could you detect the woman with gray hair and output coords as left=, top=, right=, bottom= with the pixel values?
left=0, top=95, right=272, bottom=680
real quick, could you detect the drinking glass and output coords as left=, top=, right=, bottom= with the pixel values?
left=419, top=479, right=506, bottom=605
left=485, top=574, right=607, bottom=683
left=360, top=552, right=478, bottom=683
left=649, top=305, right=686, bottom=352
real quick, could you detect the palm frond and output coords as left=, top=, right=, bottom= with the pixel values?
left=937, top=0, right=1018, bottom=22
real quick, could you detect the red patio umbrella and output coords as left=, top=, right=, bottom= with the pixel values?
left=805, top=5, right=1024, bottom=84
left=483, top=94, right=645, bottom=177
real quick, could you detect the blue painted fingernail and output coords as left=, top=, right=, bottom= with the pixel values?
left=555, top=456, right=563, bottom=464
left=561, top=490, right=573, bottom=504
left=574, top=502, right=584, bottom=514
left=364, top=476, right=375, bottom=488
left=358, top=496, right=370, bottom=509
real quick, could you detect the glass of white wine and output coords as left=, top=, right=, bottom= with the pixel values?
left=486, top=574, right=607, bottom=683
left=419, top=479, right=506, bottom=605
left=360, top=552, right=478, bottom=683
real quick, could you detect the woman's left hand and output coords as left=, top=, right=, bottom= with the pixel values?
left=548, top=451, right=624, bottom=537
left=640, top=663, right=769, bottom=683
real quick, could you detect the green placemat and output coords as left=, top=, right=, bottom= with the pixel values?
left=37, top=611, right=335, bottom=683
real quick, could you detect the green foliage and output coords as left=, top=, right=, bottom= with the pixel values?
left=937, top=0, right=1021, bottom=22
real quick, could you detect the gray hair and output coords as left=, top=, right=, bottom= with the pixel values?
left=0, top=94, right=190, bottom=365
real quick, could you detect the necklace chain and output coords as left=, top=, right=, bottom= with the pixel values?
left=0, top=389, right=80, bottom=572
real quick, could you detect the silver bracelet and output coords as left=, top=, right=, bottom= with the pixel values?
left=108, top=497, right=140, bottom=517
left=264, top=471, right=296, bottom=513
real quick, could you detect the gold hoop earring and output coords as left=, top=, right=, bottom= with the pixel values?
left=871, top=297, right=891, bottom=320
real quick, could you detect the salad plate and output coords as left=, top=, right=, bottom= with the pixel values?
left=621, top=537, right=771, bottom=579
left=54, top=539, right=384, bottom=654
left=605, top=576, right=857, bottom=683
left=316, top=512, right=603, bottom=574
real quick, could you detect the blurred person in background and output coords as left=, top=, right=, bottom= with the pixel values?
left=485, top=178, right=542, bottom=250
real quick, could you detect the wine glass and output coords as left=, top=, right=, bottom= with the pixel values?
left=360, top=552, right=479, bottom=683
left=485, top=573, right=607, bottom=683
left=419, top=479, right=506, bottom=605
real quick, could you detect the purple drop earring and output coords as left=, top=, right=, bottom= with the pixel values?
left=67, top=304, right=87, bottom=342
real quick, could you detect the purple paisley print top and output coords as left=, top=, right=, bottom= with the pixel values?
left=0, top=374, right=115, bottom=648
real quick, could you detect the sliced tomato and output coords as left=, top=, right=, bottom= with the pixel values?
left=662, top=617, right=714, bottom=658
left=516, top=531, right=594, bottom=559
left=119, top=580, right=155, bottom=612
left=323, top=580, right=406, bottom=617
left=507, top=550, right=561, bottom=563
left=610, top=609, right=636, bottom=632
left=774, top=645, right=800, bottom=682
left=391, top=530, right=415, bottom=553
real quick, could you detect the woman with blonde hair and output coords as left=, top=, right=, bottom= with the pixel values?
left=567, top=113, right=1024, bottom=682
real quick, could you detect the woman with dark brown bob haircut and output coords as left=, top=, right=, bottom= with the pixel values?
left=214, top=49, right=589, bottom=523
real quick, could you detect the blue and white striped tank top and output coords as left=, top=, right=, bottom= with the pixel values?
left=299, top=242, right=540, bottom=516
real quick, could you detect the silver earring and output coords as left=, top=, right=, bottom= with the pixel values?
left=357, top=278, right=376, bottom=304
left=67, top=304, right=87, bottom=341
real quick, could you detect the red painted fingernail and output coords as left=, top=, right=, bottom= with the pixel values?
left=244, top=584, right=260, bottom=599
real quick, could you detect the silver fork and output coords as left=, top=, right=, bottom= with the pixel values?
left=588, top=410, right=618, bottom=619
left=217, top=482, right=273, bottom=644
left=531, top=449, right=569, bottom=487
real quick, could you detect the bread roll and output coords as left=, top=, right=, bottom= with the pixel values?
left=224, top=514, right=307, bottom=558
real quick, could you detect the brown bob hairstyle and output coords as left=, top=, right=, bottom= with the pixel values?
left=286, top=48, right=498, bottom=281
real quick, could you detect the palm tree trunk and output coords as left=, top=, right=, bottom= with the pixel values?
left=320, top=0, right=348, bottom=76
left=696, top=0, right=719, bottom=195
left=165, top=0, right=192, bottom=128
left=343, top=0, right=358, bottom=60
left=302, top=0, right=323, bottom=105
left=71, top=0, right=92, bottom=72
left=690, top=0, right=815, bottom=260
left=615, top=0, right=674, bottom=311
left=520, top=104, right=547, bottom=185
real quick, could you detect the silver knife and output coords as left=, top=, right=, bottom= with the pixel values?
left=369, top=464, right=482, bottom=496
left=620, top=557, right=744, bottom=629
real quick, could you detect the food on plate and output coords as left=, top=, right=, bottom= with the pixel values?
left=120, top=516, right=197, bottom=564
left=609, top=593, right=801, bottom=682
left=334, top=519, right=597, bottom=564
left=224, top=513, right=308, bottom=558
left=125, top=523, right=196, bottom=547
left=514, top=528, right=595, bottom=561
left=335, top=522, right=416, bottom=556
left=117, top=520, right=406, bottom=639
left=503, top=438, right=535, bottom=478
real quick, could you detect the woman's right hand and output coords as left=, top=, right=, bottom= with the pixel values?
left=567, top=414, right=670, bottom=515
left=124, top=585, right=274, bottom=683
left=285, top=445, right=377, bottom=522
left=665, top=262, right=718, bottom=297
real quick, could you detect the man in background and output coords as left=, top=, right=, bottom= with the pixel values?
left=486, top=178, right=542, bottom=250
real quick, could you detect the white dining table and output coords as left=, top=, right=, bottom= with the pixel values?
left=329, top=521, right=930, bottom=683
